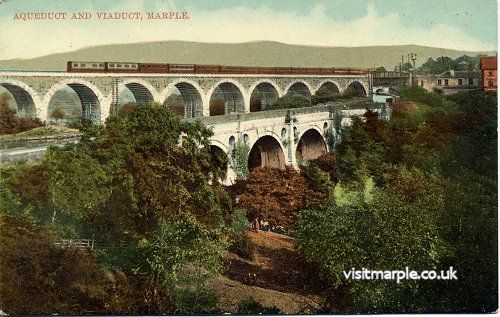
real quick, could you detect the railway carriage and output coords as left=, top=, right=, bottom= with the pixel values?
left=67, top=61, right=370, bottom=75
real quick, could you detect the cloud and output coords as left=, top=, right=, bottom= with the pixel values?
left=0, top=1, right=494, bottom=60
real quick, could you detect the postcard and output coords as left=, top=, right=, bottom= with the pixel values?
left=0, top=0, right=497, bottom=315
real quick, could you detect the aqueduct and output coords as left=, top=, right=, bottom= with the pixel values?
left=0, top=70, right=384, bottom=182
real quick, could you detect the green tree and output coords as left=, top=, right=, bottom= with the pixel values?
left=295, top=179, right=448, bottom=313
left=139, top=215, right=225, bottom=314
left=268, top=95, right=312, bottom=110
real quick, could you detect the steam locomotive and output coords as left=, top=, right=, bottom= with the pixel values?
left=67, top=61, right=369, bottom=75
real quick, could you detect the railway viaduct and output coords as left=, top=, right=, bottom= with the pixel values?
left=0, top=71, right=386, bottom=182
left=0, top=71, right=371, bottom=122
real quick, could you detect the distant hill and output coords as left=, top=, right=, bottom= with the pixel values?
left=0, top=41, right=494, bottom=71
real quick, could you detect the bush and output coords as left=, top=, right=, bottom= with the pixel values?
left=173, top=287, right=221, bottom=314
left=0, top=93, right=43, bottom=135
left=236, top=297, right=282, bottom=314
left=267, top=95, right=312, bottom=110
left=229, top=232, right=255, bottom=260
left=229, top=208, right=251, bottom=234
left=0, top=214, right=110, bottom=315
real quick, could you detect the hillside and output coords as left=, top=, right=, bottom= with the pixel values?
left=208, top=230, right=328, bottom=314
left=0, top=41, right=493, bottom=71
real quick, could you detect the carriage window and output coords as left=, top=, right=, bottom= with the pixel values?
left=99, top=64, right=104, bottom=67
left=117, top=64, right=122, bottom=67
left=81, top=64, right=86, bottom=67
left=92, top=64, right=97, bottom=67
left=73, top=63, right=78, bottom=67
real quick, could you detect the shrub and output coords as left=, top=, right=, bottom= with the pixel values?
left=173, top=287, right=221, bottom=314
left=229, top=232, right=255, bottom=260
left=0, top=214, right=110, bottom=315
left=229, top=208, right=251, bottom=234
left=236, top=297, right=282, bottom=314
left=268, top=95, right=312, bottom=110
left=0, top=94, right=43, bottom=135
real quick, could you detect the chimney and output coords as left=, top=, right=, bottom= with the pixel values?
left=450, top=69, right=455, bottom=77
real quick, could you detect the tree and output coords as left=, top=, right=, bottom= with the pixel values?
left=374, top=66, right=387, bottom=72
left=0, top=93, right=43, bottom=135
left=0, top=214, right=110, bottom=315
left=268, top=95, right=312, bottom=110
left=236, top=167, right=320, bottom=231
left=401, top=62, right=413, bottom=73
left=295, top=179, right=448, bottom=313
left=51, top=107, right=65, bottom=124
left=139, top=215, right=225, bottom=314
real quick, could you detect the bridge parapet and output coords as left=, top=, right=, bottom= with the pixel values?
left=186, top=97, right=376, bottom=126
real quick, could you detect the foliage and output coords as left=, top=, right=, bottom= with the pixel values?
left=311, top=87, right=360, bottom=104
left=0, top=93, right=43, bottom=135
left=322, top=87, right=498, bottom=313
left=418, top=55, right=483, bottom=74
left=50, top=107, right=65, bottom=123
left=1, top=103, right=231, bottom=314
left=236, top=297, right=282, bottom=314
left=268, top=94, right=312, bottom=110
left=295, top=179, right=448, bottom=312
left=139, top=216, right=225, bottom=313
left=374, top=66, right=387, bottom=72
left=44, top=145, right=111, bottom=224
left=236, top=167, right=321, bottom=231
left=0, top=214, right=110, bottom=315
left=229, top=231, right=255, bottom=260
left=300, top=163, right=333, bottom=200
left=104, top=271, right=174, bottom=314
left=231, top=140, right=250, bottom=180
left=229, top=208, right=251, bottom=234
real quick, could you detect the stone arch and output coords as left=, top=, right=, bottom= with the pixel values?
left=0, top=79, right=41, bottom=119
left=248, top=134, right=286, bottom=170
left=209, top=143, right=229, bottom=178
left=249, top=81, right=281, bottom=112
left=295, top=128, right=327, bottom=165
left=208, top=80, right=246, bottom=116
left=44, top=79, right=105, bottom=123
left=161, top=80, right=204, bottom=118
left=118, top=79, right=157, bottom=105
left=346, top=81, right=367, bottom=97
left=315, top=80, right=340, bottom=96
left=284, top=80, right=313, bottom=98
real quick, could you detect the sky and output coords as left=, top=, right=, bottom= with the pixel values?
left=0, top=0, right=497, bottom=60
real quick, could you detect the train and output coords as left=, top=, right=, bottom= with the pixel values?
left=67, top=61, right=370, bottom=75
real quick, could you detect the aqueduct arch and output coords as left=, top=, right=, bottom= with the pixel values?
left=295, top=129, right=327, bottom=165
left=248, top=135, right=286, bottom=170
left=209, top=144, right=229, bottom=178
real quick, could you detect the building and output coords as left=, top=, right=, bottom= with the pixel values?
left=480, top=56, right=497, bottom=93
left=417, top=70, right=481, bottom=95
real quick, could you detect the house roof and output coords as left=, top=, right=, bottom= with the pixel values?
left=438, top=70, right=481, bottom=78
left=480, top=56, right=497, bottom=70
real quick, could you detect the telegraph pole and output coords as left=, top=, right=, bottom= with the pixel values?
left=410, top=53, right=417, bottom=85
